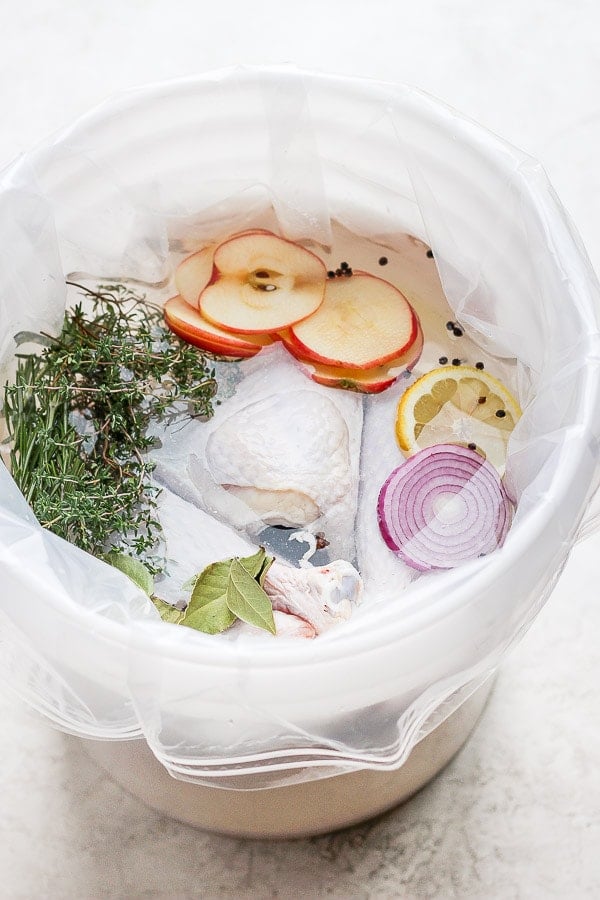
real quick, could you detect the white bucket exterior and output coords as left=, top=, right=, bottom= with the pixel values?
left=83, top=680, right=492, bottom=839
left=1, top=69, right=599, bottom=829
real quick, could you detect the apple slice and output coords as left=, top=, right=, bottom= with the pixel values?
left=288, top=272, right=418, bottom=369
left=309, top=368, right=397, bottom=394
left=175, top=245, right=215, bottom=308
left=163, top=295, right=273, bottom=358
left=291, top=322, right=424, bottom=393
left=174, top=231, right=276, bottom=308
left=199, top=232, right=326, bottom=334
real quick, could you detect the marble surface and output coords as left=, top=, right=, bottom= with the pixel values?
left=1, top=1, right=600, bottom=897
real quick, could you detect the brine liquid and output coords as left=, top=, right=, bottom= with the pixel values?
left=64, top=221, right=518, bottom=576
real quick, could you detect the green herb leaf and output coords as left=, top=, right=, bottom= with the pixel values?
left=180, top=558, right=236, bottom=634
left=226, top=558, right=276, bottom=634
left=182, top=595, right=236, bottom=634
left=150, top=595, right=185, bottom=624
left=180, top=573, right=200, bottom=593
left=237, top=547, right=268, bottom=579
left=257, top=553, right=275, bottom=586
left=179, top=550, right=276, bottom=635
left=186, top=559, right=233, bottom=613
left=106, top=550, right=154, bottom=596
left=3, top=281, right=216, bottom=574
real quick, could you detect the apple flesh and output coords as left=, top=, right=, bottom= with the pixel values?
left=291, top=322, right=424, bottom=393
left=175, top=245, right=215, bottom=308
left=163, top=295, right=273, bottom=358
left=199, top=232, right=326, bottom=334
left=174, top=231, right=275, bottom=309
left=288, top=272, right=418, bottom=369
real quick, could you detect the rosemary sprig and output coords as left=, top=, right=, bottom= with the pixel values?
left=2, top=282, right=217, bottom=572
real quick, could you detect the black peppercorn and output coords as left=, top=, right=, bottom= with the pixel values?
left=495, top=410, right=506, bottom=418
left=475, top=361, right=484, bottom=370
left=327, top=270, right=335, bottom=279
left=446, top=321, right=454, bottom=331
left=426, top=249, right=434, bottom=258
left=378, top=256, right=388, bottom=266
left=452, top=358, right=461, bottom=366
left=340, top=261, right=349, bottom=269
left=468, top=443, right=476, bottom=450
left=439, top=356, right=448, bottom=365
left=453, top=327, right=463, bottom=337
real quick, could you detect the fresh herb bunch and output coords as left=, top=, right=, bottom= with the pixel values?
left=2, top=282, right=217, bottom=571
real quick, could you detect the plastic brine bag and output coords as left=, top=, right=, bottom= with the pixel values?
left=0, top=67, right=599, bottom=787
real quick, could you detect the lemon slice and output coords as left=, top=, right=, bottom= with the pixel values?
left=396, top=366, right=521, bottom=473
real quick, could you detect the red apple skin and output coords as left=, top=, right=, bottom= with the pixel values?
left=199, top=232, right=326, bottom=334
left=292, top=322, right=424, bottom=393
left=165, top=316, right=262, bottom=358
left=163, top=295, right=271, bottom=358
left=287, top=270, right=421, bottom=369
left=176, top=246, right=217, bottom=309
left=283, top=306, right=419, bottom=370
left=228, top=228, right=275, bottom=238
left=177, top=231, right=278, bottom=309
left=310, top=370, right=397, bottom=394
left=166, top=323, right=262, bottom=358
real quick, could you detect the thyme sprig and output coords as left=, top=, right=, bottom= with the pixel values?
left=2, top=282, right=217, bottom=571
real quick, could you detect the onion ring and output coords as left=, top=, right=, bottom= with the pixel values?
left=377, top=444, right=513, bottom=571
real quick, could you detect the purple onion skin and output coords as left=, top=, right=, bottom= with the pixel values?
left=377, top=444, right=513, bottom=572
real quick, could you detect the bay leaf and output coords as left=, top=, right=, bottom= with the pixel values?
left=226, top=558, right=276, bottom=635
left=106, top=550, right=154, bottom=597
left=150, top=595, right=185, bottom=625
left=185, top=559, right=232, bottom=615
left=180, top=573, right=200, bottom=593
left=182, top=594, right=236, bottom=634
left=238, top=547, right=267, bottom=579
left=257, top=553, right=275, bottom=586
left=184, top=550, right=269, bottom=613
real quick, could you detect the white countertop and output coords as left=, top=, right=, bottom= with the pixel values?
left=1, top=2, right=600, bottom=897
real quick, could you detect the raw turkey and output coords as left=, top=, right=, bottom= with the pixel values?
left=154, top=487, right=361, bottom=638
left=149, top=345, right=363, bottom=560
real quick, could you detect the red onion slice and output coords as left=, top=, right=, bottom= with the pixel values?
left=377, top=444, right=513, bottom=571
